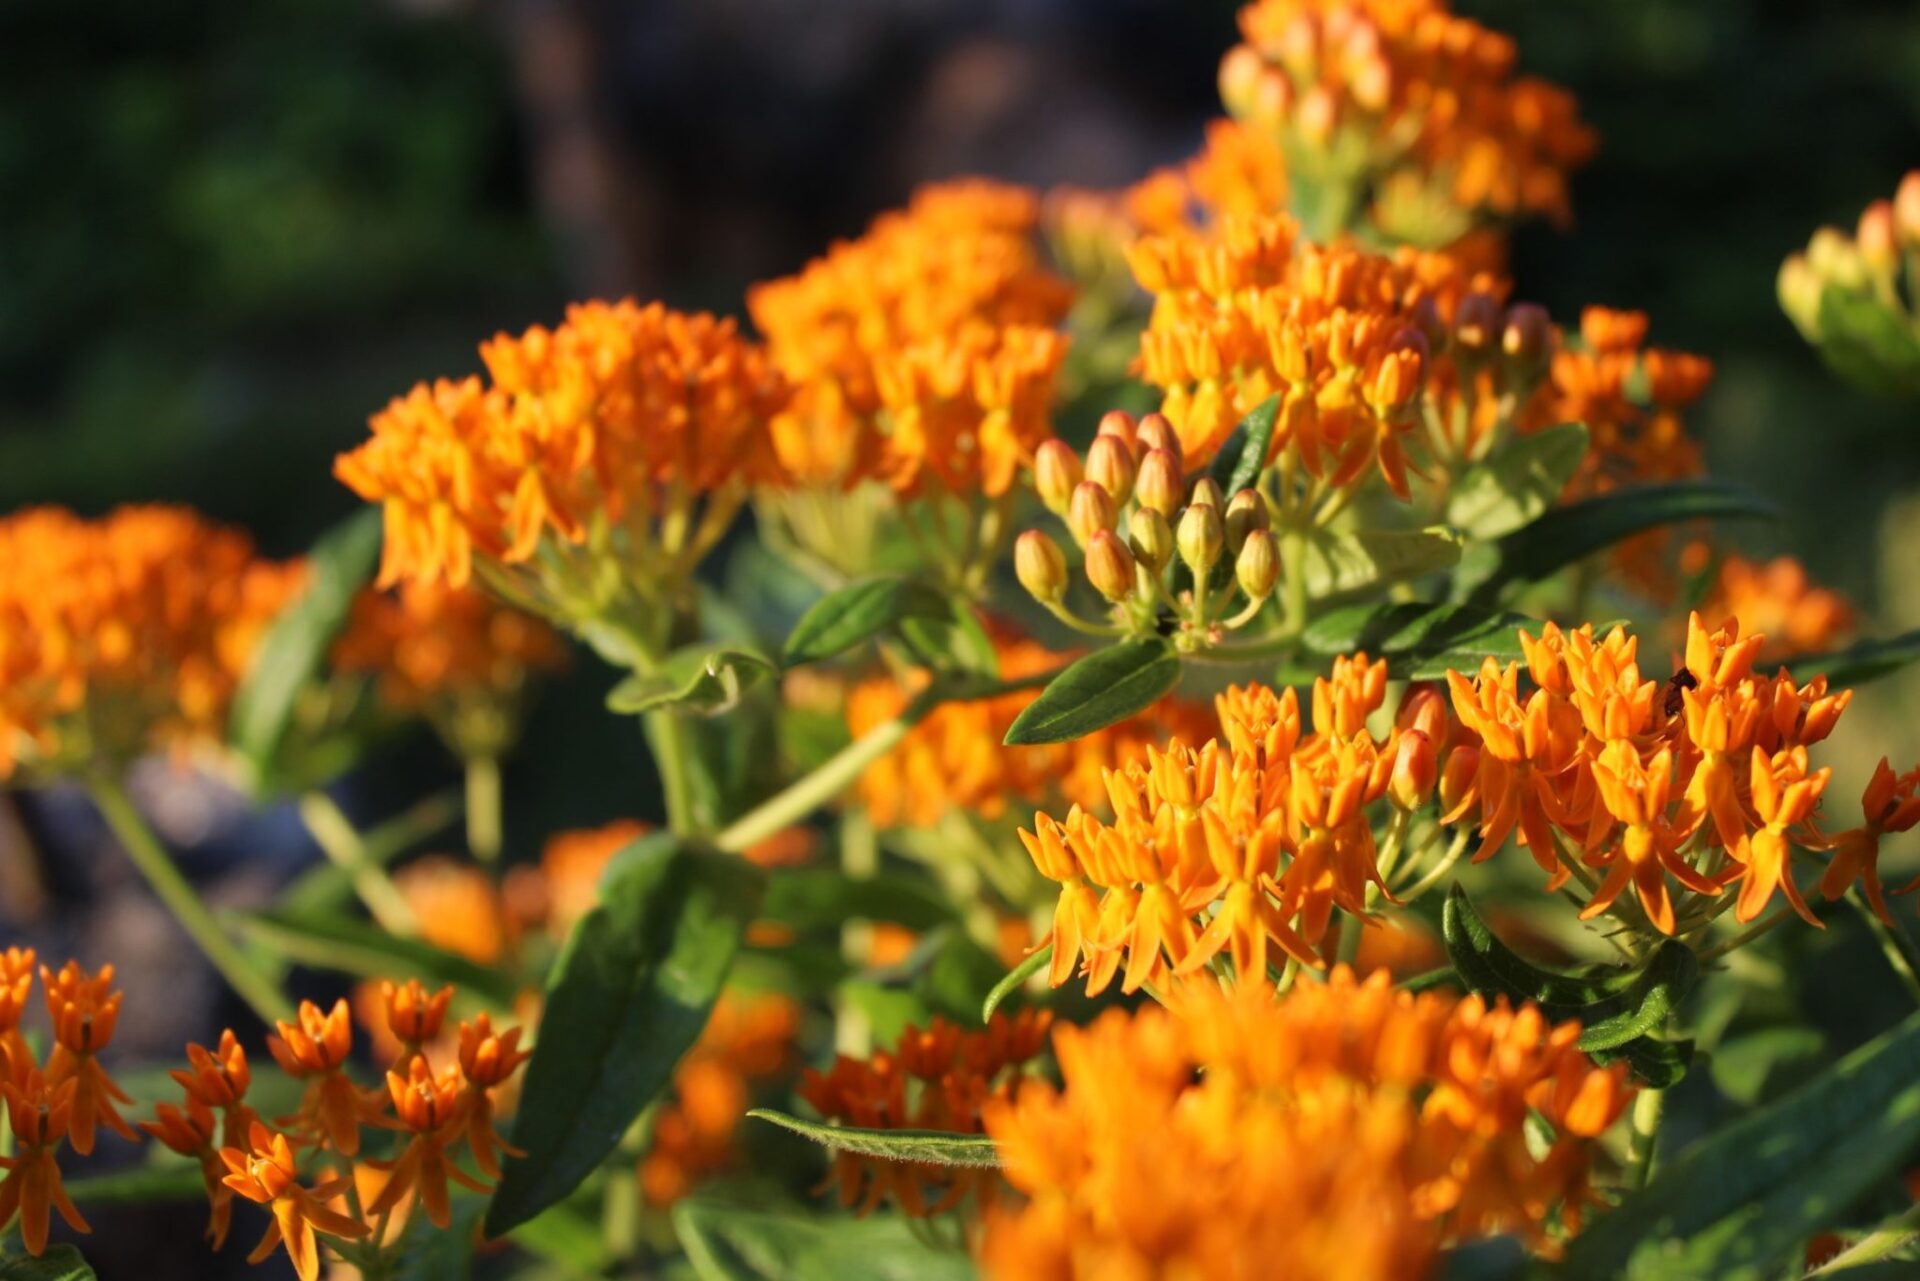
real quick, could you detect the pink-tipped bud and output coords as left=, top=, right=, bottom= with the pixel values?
left=1136, top=448, right=1185, bottom=516
left=1189, top=476, right=1225, bottom=511
left=1224, top=488, right=1269, bottom=551
left=1178, top=502, right=1226, bottom=577
left=1129, top=507, right=1174, bottom=572
left=1390, top=730, right=1437, bottom=810
left=1096, top=408, right=1140, bottom=449
left=1858, top=200, right=1899, bottom=274
left=1086, top=433, right=1138, bottom=506
left=1234, top=529, right=1279, bottom=600
left=1067, top=481, right=1118, bottom=547
left=1136, top=413, right=1184, bottom=471
left=1085, top=531, right=1138, bottom=604
left=1439, top=745, right=1480, bottom=818
left=1034, top=440, right=1082, bottom=515
left=1015, top=530, right=1069, bottom=604
left=1395, top=686, right=1450, bottom=746
left=1808, top=226, right=1867, bottom=290
left=1896, top=172, right=1920, bottom=248
left=1297, top=84, right=1339, bottom=147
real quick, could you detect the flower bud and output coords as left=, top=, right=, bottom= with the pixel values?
left=1395, top=686, right=1450, bottom=745
left=1808, top=226, right=1868, bottom=291
left=1453, top=292, right=1502, bottom=361
left=1500, top=303, right=1553, bottom=378
left=1034, top=440, right=1082, bottom=515
left=1096, top=408, right=1139, bottom=449
left=1777, top=254, right=1823, bottom=338
left=1858, top=200, right=1899, bottom=275
left=1218, top=44, right=1265, bottom=118
left=1251, top=66, right=1295, bottom=128
left=1086, top=433, right=1138, bottom=506
left=1298, top=83, right=1339, bottom=147
left=1896, top=172, right=1920, bottom=247
left=1439, top=745, right=1480, bottom=819
left=1178, top=502, right=1226, bottom=577
left=1234, top=529, right=1279, bottom=600
left=1129, top=507, right=1174, bottom=572
left=1136, top=448, right=1185, bottom=516
left=1014, top=530, right=1069, bottom=604
left=1224, top=488, right=1269, bottom=551
left=1189, top=476, right=1225, bottom=511
left=1389, top=730, right=1437, bottom=811
left=1084, top=530, right=1138, bottom=604
left=1067, top=481, right=1117, bottom=547
left=1137, top=413, right=1184, bottom=471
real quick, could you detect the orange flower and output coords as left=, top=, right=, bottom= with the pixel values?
left=1733, top=747, right=1830, bottom=925
left=368, top=1059, right=491, bottom=1229
left=798, top=1010, right=1051, bottom=1218
left=0, top=1068, right=88, bottom=1257
left=336, top=301, right=789, bottom=592
left=1579, top=743, right=1718, bottom=935
left=141, top=1094, right=233, bottom=1247
left=376, top=979, right=454, bottom=1070
left=874, top=324, right=1069, bottom=498
left=39, top=961, right=136, bottom=1156
left=170, top=1029, right=258, bottom=1148
left=268, top=999, right=375, bottom=1156
left=1443, top=657, right=1581, bottom=887
left=393, top=855, right=516, bottom=965
left=0, top=505, right=303, bottom=776
left=0, top=948, right=33, bottom=1077
left=979, top=970, right=1628, bottom=1279
left=1827, top=758, right=1920, bottom=920
left=455, top=1012, right=533, bottom=1180
left=536, top=819, right=651, bottom=939
left=220, top=1122, right=369, bottom=1281
left=748, top=179, right=1073, bottom=489
left=1693, top=555, right=1855, bottom=661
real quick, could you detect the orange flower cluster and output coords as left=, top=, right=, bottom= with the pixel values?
left=748, top=179, right=1074, bottom=492
left=799, top=1010, right=1052, bottom=1217
left=640, top=991, right=798, bottom=1207
left=846, top=628, right=1214, bottom=829
left=1218, top=0, right=1595, bottom=235
left=332, top=580, right=567, bottom=722
left=1126, top=213, right=1513, bottom=484
left=0, top=505, right=304, bottom=777
left=979, top=969, right=1631, bottom=1280
left=336, top=300, right=789, bottom=592
left=1016, top=661, right=1420, bottom=993
left=1692, top=554, right=1855, bottom=661
left=1441, top=616, right=1863, bottom=934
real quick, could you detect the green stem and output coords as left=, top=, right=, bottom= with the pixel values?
left=1850, top=890, right=1920, bottom=1006
left=465, top=755, right=504, bottom=863
left=1279, top=526, right=1310, bottom=636
left=1624, top=1086, right=1665, bottom=1189
left=713, top=669, right=1060, bottom=854
left=297, top=792, right=420, bottom=937
left=1696, top=905, right=1793, bottom=964
left=1395, top=828, right=1471, bottom=902
left=88, top=773, right=292, bottom=1025
left=644, top=710, right=699, bottom=835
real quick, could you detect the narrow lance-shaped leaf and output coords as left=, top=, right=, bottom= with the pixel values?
left=236, top=909, right=519, bottom=1009
left=486, top=834, right=763, bottom=1235
left=1444, top=422, right=1589, bottom=539
left=673, top=1199, right=975, bottom=1281
left=1787, top=629, right=1920, bottom=688
left=747, top=1108, right=1002, bottom=1168
left=758, top=869, right=960, bottom=934
left=1300, top=601, right=1541, bottom=679
left=982, top=944, right=1052, bottom=1022
left=1302, top=527, right=1464, bottom=602
left=228, top=507, right=383, bottom=777
left=0, top=1247, right=98, bottom=1281
left=782, top=578, right=955, bottom=665
left=1003, top=638, right=1180, bottom=746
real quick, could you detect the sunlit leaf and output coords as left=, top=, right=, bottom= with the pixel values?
left=606, top=645, right=775, bottom=717
left=1445, top=422, right=1589, bottom=539
left=673, top=1199, right=975, bottom=1281
left=747, top=1108, right=1001, bottom=1167
left=1300, top=601, right=1539, bottom=679
left=783, top=578, right=954, bottom=665
left=1003, top=638, right=1180, bottom=746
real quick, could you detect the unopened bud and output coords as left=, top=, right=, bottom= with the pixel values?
left=1096, top=408, right=1139, bottom=449
left=1500, top=303, right=1553, bottom=377
left=1224, top=488, right=1269, bottom=551
left=1067, top=481, right=1117, bottom=547
left=1808, top=226, right=1867, bottom=291
left=1086, top=433, right=1138, bottom=505
left=1389, top=730, right=1437, bottom=810
left=1015, top=530, right=1069, bottom=604
left=1395, top=686, right=1450, bottom=745
left=1129, top=507, right=1174, bottom=572
left=1218, top=44, right=1265, bottom=118
left=1439, top=745, right=1480, bottom=818
left=1178, top=502, right=1226, bottom=576
left=1896, top=172, right=1920, bottom=247
left=1136, top=448, right=1185, bottom=516
left=1189, top=476, right=1225, bottom=511
left=1234, top=529, right=1279, bottom=600
left=1137, top=413, right=1184, bottom=471
left=1858, top=200, right=1898, bottom=274
left=1777, top=254, right=1823, bottom=337
left=1085, top=531, right=1138, bottom=603
left=1298, top=83, right=1339, bottom=146
left=1252, top=66, right=1295, bottom=128
left=1034, top=440, right=1082, bottom=515
left=1453, top=293, right=1502, bottom=360
left=1279, top=14, right=1318, bottom=80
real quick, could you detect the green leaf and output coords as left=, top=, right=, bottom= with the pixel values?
left=228, top=507, right=382, bottom=776
left=1561, top=1005, right=1920, bottom=1281
left=486, top=834, right=763, bottom=1235
left=396, top=1198, right=485, bottom=1281
left=1300, top=601, right=1538, bottom=679
left=673, top=1200, right=976, bottom=1281
left=1788, top=630, right=1920, bottom=688
left=1003, top=638, right=1179, bottom=746
left=237, top=908, right=518, bottom=1008
left=1398, top=966, right=1460, bottom=994
left=1815, top=286, right=1920, bottom=397
left=782, top=578, right=954, bottom=665
left=1445, top=422, right=1590, bottom=539
left=1709, top=1026, right=1828, bottom=1106
left=509, top=1201, right=608, bottom=1274
left=1440, top=886, right=1697, bottom=1050
left=1460, top=481, right=1778, bottom=602
left=759, top=869, right=959, bottom=934
left=0, top=1247, right=96, bottom=1281
left=1208, top=394, right=1281, bottom=498
left=747, top=1109, right=1001, bottom=1168
left=62, top=1163, right=207, bottom=1204
left=1302, top=527, right=1463, bottom=602
left=606, top=645, right=775, bottom=717
left=1591, top=1036, right=1696, bottom=1090
left=982, top=945, right=1051, bottom=1022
